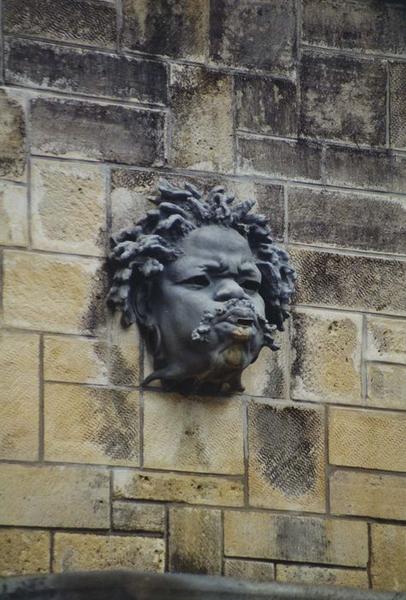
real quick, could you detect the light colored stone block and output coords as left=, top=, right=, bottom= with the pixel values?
left=113, top=501, right=165, bottom=533
left=0, top=529, right=50, bottom=576
left=0, top=181, right=27, bottom=246
left=109, top=314, right=140, bottom=386
left=366, top=316, right=406, bottom=363
left=367, top=363, right=406, bottom=410
left=371, top=524, right=406, bottom=592
left=277, top=564, right=368, bottom=589
left=224, top=559, right=275, bottom=583
left=44, top=335, right=108, bottom=384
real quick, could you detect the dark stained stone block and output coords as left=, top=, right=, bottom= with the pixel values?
left=31, top=97, right=165, bottom=166
left=0, top=89, right=26, bottom=181
left=288, top=187, right=406, bottom=255
left=300, top=53, right=386, bottom=146
left=210, top=0, right=297, bottom=77
left=4, top=0, right=117, bottom=48
left=235, top=74, right=298, bottom=137
left=5, top=39, right=168, bottom=105
left=390, top=62, right=406, bottom=149
left=253, top=183, right=285, bottom=241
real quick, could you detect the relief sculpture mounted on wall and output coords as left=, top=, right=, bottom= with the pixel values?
left=108, top=181, right=296, bottom=394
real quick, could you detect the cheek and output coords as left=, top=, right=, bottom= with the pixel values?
left=252, top=293, right=266, bottom=317
left=156, top=285, right=210, bottom=329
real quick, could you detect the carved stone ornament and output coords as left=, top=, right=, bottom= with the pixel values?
left=108, top=180, right=296, bottom=394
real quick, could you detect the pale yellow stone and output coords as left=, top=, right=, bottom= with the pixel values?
left=0, top=331, right=39, bottom=460
left=143, top=391, right=244, bottom=474
left=3, top=250, right=104, bottom=334
left=111, top=169, right=157, bottom=231
left=224, top=511, right=368, bottom=567
left=44, top=383, right=140, bottom=466
left=329, top=407, right=406, bottom=472
left=53, top=532, right=165, bottom=573
left=330, top=470, right=406, bottom=521
left=113, top=469, right=244, bottom=507
left=31, top=159, right=106, bottom=256
left=0, top=181, right=27, bottom=246
left=0, top=463, right=109, bottom=528
left=0, top=89, right=26, bottom=181
left=113, top=501, right=165, bottom=533
left=367, top=363, right=406, bottom=410
left=371, top=524, right=406, bottom=592
left=44, top=335, right=108, bottom=384
left=224, top=559, right=275, bottom=583
left=277, top=564, right=368, bottom=589
left=0, top=529, right=50, bottom=576
left=366, top=316, right=406, bottom=363
left=110, top=314, right=140, bottom=386
left=242, top=341, right=288, bottom=399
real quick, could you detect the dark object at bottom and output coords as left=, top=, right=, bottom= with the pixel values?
left=1, top=571, right=405, bottom=600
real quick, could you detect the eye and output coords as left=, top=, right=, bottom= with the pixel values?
left=241, top=279, right=260, bottom=293
left=180, top=275, right=210, bottom=288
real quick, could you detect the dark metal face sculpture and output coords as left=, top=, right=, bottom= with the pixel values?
left=108, top=181, right=296, bottom=394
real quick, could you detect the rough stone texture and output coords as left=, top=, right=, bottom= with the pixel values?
left=112, top=502, right=165, bottom=533
left=242, top=339, right=288, bottom=399
left=0, top=181, right=28, bottom=246
left=44, top=335, right=109, bottom=385
left=0, top=332, right=39, bottom=460
left=277, top=565, right=368, bottom=589
left=300, top=53, right=386, bottom=146
left=169, top=64, right=233, bottom=172
left=248, top=401, right=325, bottom=512
left=209, top=0, right=297, bottom=77
left=291, top=309, right=362, bottom=404
left=44, top=383, right=140, bottom=466
left=31, top=159, right=106, bottom=256
left=0, top=88, right=26, bottom=181
left=0, top=529, right=50, bottom=577
left=366, top=317, right=406, bottom=363
left=288, top=187, right=406, bottom=255
left=31, top=97, right=165, bottom=166
left=5, top=39, right=168, bottom=105
left=291, top=248, right=406, bottom=315
left=122, top=0, right=209, bottom=62
left=390, top=62, right=406, bottom=150
left=53, top=532, right=165, bottom=573
left=367, top=363, right=406, bottom=411
left=3, top=0, right=117, bottom=48
left=114, top=469, right=244, bottom=507
left=224, top=511, right=368, bottom=567
left=109, top=315, right=140, bottom=387
left=371, top=524, right=406, bottom=592
left=169, top=507, right=221, bottom=575
left=330, top=470, right=406, bottom=521
left=143, top=392, right=244, bottom=474
left=235, top=74, right=297, bottom=137
left=224, top=559, right=275, bottom=583
left=3, top=250, right=105, bottom=334
left=238, top=137, right=322, bottom=181
left=111, top=169, right=158, bottom=232
left=329, top=407, right=406, bottom=472
left=0, top=464, right=110, bottom=528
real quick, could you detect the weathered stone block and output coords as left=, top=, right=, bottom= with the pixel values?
left=169, top=507, right=221, bottom=575
left=0, top=89, right=26, bottom=181
left=123, top=0, right=208, bottom=62
left=143, top=392, right=244, bottom=474
left=291, top=309, right=362, bottom=404
left=0, top=332, right=39, bottom=460
left=44, top=336, right=108, bottom=385
left=53, top=532, right=165, bottom=573
left=291, top=248, right=406, bottom=315
left=224, top=511, right=368, bottom=567
left=113, top=501, right=165, bottom=533
left=238, top=137, right=322, bottom=181
left=329, top=407, right=406, bottom=472
left=366, top=316, right=406, bottom=363
left=111, top=169, right=158, bottom=232
left=367, top=363, right=406, bottom=411
left=371, top=524, right=406, bottom=592
left=31, top=159, right=106, bottom=256
left=0, top=181, right=27, bottom=246
left=109, top=315, right=140, bottom=387
left=248, top=400, right=325, bottom=512
left=44, top=383, right=140, bottom=466
left=224, top=559, right=275, bottom=583
left=4, top=0, right=116, bottom=48
left=31, top=97, right=165, bottom=166
left=0, top=464, right=110, bottom=528
left=277, top=564, right=368, bottom=589
left=0, top=529, right=50, bottom=577
left=3, top=251, right=105, bottom=334
left=235, top=74, right=297, bottom=137
left=169, top=65, right=233, bottom=172
left=330, top=470, right=406, bottom=521
left=242, top=338, right=288, bottom=399
left=288, top=187, right=406, bottom=254
left=210, top=0, right=296, bottom=77
left=113, top=469, right=244, bottom=507
left=390, top=62, right=406, bottom=150
left=5, top=39, right=168, bottom=105
left=300, top=53, right=386, bottom=146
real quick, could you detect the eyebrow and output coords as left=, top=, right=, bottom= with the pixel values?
left=203, top=261, right=260, bottom=277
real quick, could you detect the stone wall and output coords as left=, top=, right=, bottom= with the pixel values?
left=0, top=0, right=405, bottom=592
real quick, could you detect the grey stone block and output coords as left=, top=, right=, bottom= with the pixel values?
left=390, top=62, right=406, bottom=149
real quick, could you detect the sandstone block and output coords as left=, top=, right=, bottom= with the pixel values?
left=330, top=470, right=406, bottom=521
left=248, top=400, right=325, bottom=512
left=3, top=250, right=105, bottom=334
left=367, top=363, right=406, bottom=411
left=291, top=309, right=362, bottom=404
left=224, top=559, right=275, bottom=583
left=169, top=507, right=221, bottom=575
left=390, top=63, right=406, bottom=150
left=169, top=64, right=233, bottom=172
left=31, top=97, right=165, bottom=166
left=0, top=181, right=27, bottom=246
left=111, top=169, right=158, bottom=232
left=113, top=501, right=165, bottom=533
left=31, top=159, right=106, bottom=256
left=366, top=316, right=406, bottom=363
left=44, top=383, right=140, bottom=466
left=0, top=89, right=26, bottom=181
left=53, top=532, right=165, bottom=573
left=0, top=529, right=50, bottom=577
left=224, top=511, right=368, bottom=567
left=0, top=464, right=110, bottom=528
left=277, top=564, right=368, bottom=589
left=329, top=407, right=406, bottom=472
left=109, top=315, right=140, bottom=386
left=0, top=332, right=39, bottom=460
left=242, top=339, right=288, bottom=399
left=44, top=335, right=108, bottom=385
left=143, top=392, right=244, bottom=474
left=371, top=524, right=406, bottom=592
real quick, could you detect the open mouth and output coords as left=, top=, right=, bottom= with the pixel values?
left=235, top=317, right=254, bottom=327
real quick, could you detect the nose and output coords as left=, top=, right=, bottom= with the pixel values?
left=214, top=278, right=248, bottom=302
